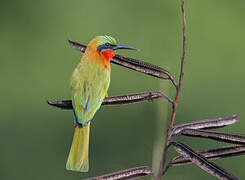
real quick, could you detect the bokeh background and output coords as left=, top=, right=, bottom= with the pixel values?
left=1, top=0, right=245, bottom=179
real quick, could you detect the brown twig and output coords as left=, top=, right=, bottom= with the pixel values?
left=180, top=129, right=245, bottom=145
left=163, top=145, right=245, bottom=175
left=84, top=166, right=152, bottom=180
left=171, top=114, right=238, bottom=137
left=170, top=144, right=245, bottom=167
left=156, top=0, right=187, bottom=179
left=171, top=142, right=239, bottom=180
left=46, top=91, right=173, bottom=110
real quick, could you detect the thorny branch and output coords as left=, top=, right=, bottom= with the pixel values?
left=156, top=0, right=187, bottom=179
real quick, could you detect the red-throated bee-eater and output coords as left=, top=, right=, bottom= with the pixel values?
left=66, top=35, right=136, bottom=172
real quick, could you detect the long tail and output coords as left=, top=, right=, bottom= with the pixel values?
left=66, top=122, right=90, bottom=172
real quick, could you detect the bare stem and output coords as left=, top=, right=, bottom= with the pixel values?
left=156, top=0, right=187, bottom=179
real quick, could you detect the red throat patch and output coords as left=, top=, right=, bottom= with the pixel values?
left=101, top=50, right=116, bottom=62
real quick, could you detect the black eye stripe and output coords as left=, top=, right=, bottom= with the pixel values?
left=97, top=43, right=115, bottom=52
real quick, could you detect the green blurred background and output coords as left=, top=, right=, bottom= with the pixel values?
left=1, top=0, right=245, bottom=179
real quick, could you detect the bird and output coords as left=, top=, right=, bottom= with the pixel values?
left=66, top=35, right=137, bottom=172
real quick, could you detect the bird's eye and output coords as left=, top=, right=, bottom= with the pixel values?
left=104, top=43, right=111, bottom=47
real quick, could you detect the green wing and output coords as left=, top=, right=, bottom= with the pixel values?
left=71, top=60, right=110, bottom=125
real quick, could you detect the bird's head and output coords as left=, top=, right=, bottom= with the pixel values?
left=90, top=35, right=137, bottom=61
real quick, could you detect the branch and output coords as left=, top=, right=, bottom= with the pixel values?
left=156, top=0, right=187, bottom=179
left=112, top=54, right=176, bottom=85
left=170, top=144, right=245, bottom=166
left=68, top=40, right=177, bottom=87
left=180, top=129, right=245, bottom=145
left=171, top=141, right=239, bottom=180
left=84, top=166, right=153, bottom=180
left=171, top=114, right=238, bottom=137
left=47, top=99, right=72, bottom=110
left=46, top=92, right=172, bottom=110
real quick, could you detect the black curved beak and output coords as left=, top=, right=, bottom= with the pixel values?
left=113, top=44, right=137, bottom=51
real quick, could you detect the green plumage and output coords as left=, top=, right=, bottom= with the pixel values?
left=67, top=36, right=113, bottom=172
left=71, top=60, right=110, bottom=125
left=66, top=35, right=135, bottom=172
